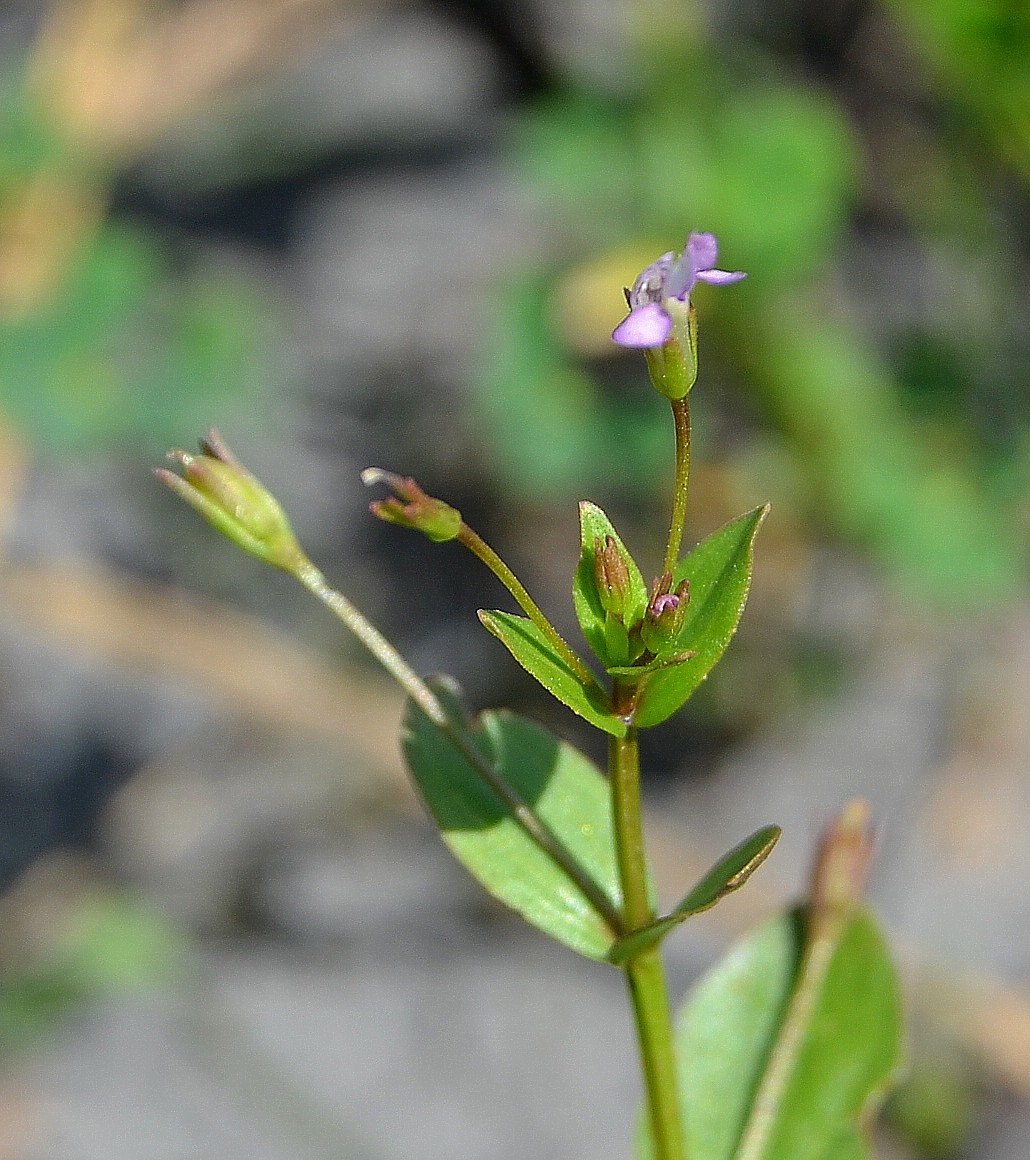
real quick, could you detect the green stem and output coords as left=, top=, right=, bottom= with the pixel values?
left=663, top=396, right=691, bottom=576
left=457, top=523, right=600, bottom=690
left=610, top=683, right=686, bottom=1160
left=294, top=561, right=442, bottom=727
left=609, top=722, right=651, bottom=932
left=292, top=559, right=623, bottom=935
left=626, top=948, right=687, bottom=1160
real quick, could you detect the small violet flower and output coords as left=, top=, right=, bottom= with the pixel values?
left=612, top=232, right=745, bottom=349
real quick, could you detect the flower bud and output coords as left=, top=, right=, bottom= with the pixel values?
left=640, top=573, right=690, bottom=656
left=593, top=535, right=634, bottom=622
left=155, top=429, right=305, bottom=572
left=362, top=469, right=462, bottom=543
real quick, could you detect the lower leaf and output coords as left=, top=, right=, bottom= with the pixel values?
left=402, top=679, right=623, bottom=960
left=637, top=804, right=903, bottom=1160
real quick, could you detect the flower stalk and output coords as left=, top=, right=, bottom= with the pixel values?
left=363, top=468, right=602, bottom=694
left=456, top=523, right=600, bottom=689
left=664, top=395, right=692, bottom=576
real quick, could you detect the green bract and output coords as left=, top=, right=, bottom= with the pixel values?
left=609, top=826, right=781, bottom=964
left=573, top=501, right=650, bottom=667
left=634, top=505, right=768, bottom=728
left=477, top=609, right=626, bottom=736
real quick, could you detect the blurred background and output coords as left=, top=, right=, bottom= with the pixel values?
left=0, top=0, right=1028, bottom=1156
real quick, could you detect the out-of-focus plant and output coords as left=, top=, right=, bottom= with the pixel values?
left=0, top=0, right=339, bottom=451
left=0, top=863, right=181, bottom=1056
left=159, top=232, right=903, bottom=1158
left=481, top=0, right=1029, bottom=609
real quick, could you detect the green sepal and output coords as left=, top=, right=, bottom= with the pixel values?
left=608, top=825, right=780, bottom=964
left=633, top=505, right=768, bottom=728
left=401, top=679, right=622, bottom=960
left=603, top=613, right=633, bottom=668
left=573, top=502, right=649, bottom=664
left=635, top=905, right=903, bottom=1160
left=643, top=299, right=698, bottom=400
left=478, top=609, right=626, bottom=737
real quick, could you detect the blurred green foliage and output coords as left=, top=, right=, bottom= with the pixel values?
left=0, top=71, right=268, bottom=452
left=0, top=888, right=182, bottom=1057
left=2, top=224, right=267, bottom=449
left=482, top=0, right=1030, bottom=607
left=886, top=1050, right=979, bottom=1158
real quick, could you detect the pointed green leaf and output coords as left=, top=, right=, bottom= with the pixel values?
left=608, top=825, right=780, bottom=964
left=401, top=681, right=622, bottom=959
left=637, top=906, right=902, bottom=1160
left=633, top=505, right=768, bottom=728
left=573, top=502, right=649, bottom=663
left=673, top=825, right=781, bottom=917
left=478, top=609, right=626, bottom=737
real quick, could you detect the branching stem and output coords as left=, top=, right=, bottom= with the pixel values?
left=292, top=560, right=623, bottom=935
left=457, top=523, right=600, bottom=690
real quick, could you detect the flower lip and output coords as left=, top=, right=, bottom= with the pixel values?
left=614, top=231, right=745, bottom=349
left=611, top=302, right=672, bottom=348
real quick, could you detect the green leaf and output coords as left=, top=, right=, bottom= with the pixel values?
left=573, top=502, right=649, bottom=663
left=401, top=680, right=622, bottom=959
left=679, top=907, right=901, bottom=1160
left=633, top=506, right=768, bottom=728
left=478, top=609, right=626, bottom=737
left=608, top=825, right=780, bottom=964
left=637, top=802, right=902, bottom=1159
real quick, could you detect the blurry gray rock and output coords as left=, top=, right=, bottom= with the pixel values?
left=24, top=935, right=639, bottom=1160
left=136, top=8, right=504, bottom=197
left=663, top=613, right=1030, bottom=980
left=103, top=731, right=393, bottom=933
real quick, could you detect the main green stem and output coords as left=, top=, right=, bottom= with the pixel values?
left=663, top=396, right=691, bottom=576
left=611, top=682, right=686, bottom=1160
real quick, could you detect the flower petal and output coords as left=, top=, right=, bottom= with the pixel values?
left=664, top=256, right=696, bottom=301
left=696, top=269, right=747, bottom=285
left=612, top=303, right=673, bottom=348
left=628, top=251, right=676, bottom=308
left=686, top=232, right=719, bottom=271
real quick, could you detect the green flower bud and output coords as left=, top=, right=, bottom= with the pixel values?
left=155, top=429, right=305, bottom=572
left=593, top=535, right=633, bottom=622
left=361, top=469, right=462, bottom=543
left=640, top=573, right=690, bottom=656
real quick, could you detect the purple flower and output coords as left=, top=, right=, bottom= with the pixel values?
left=612, top=232, right=745, bottom=349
